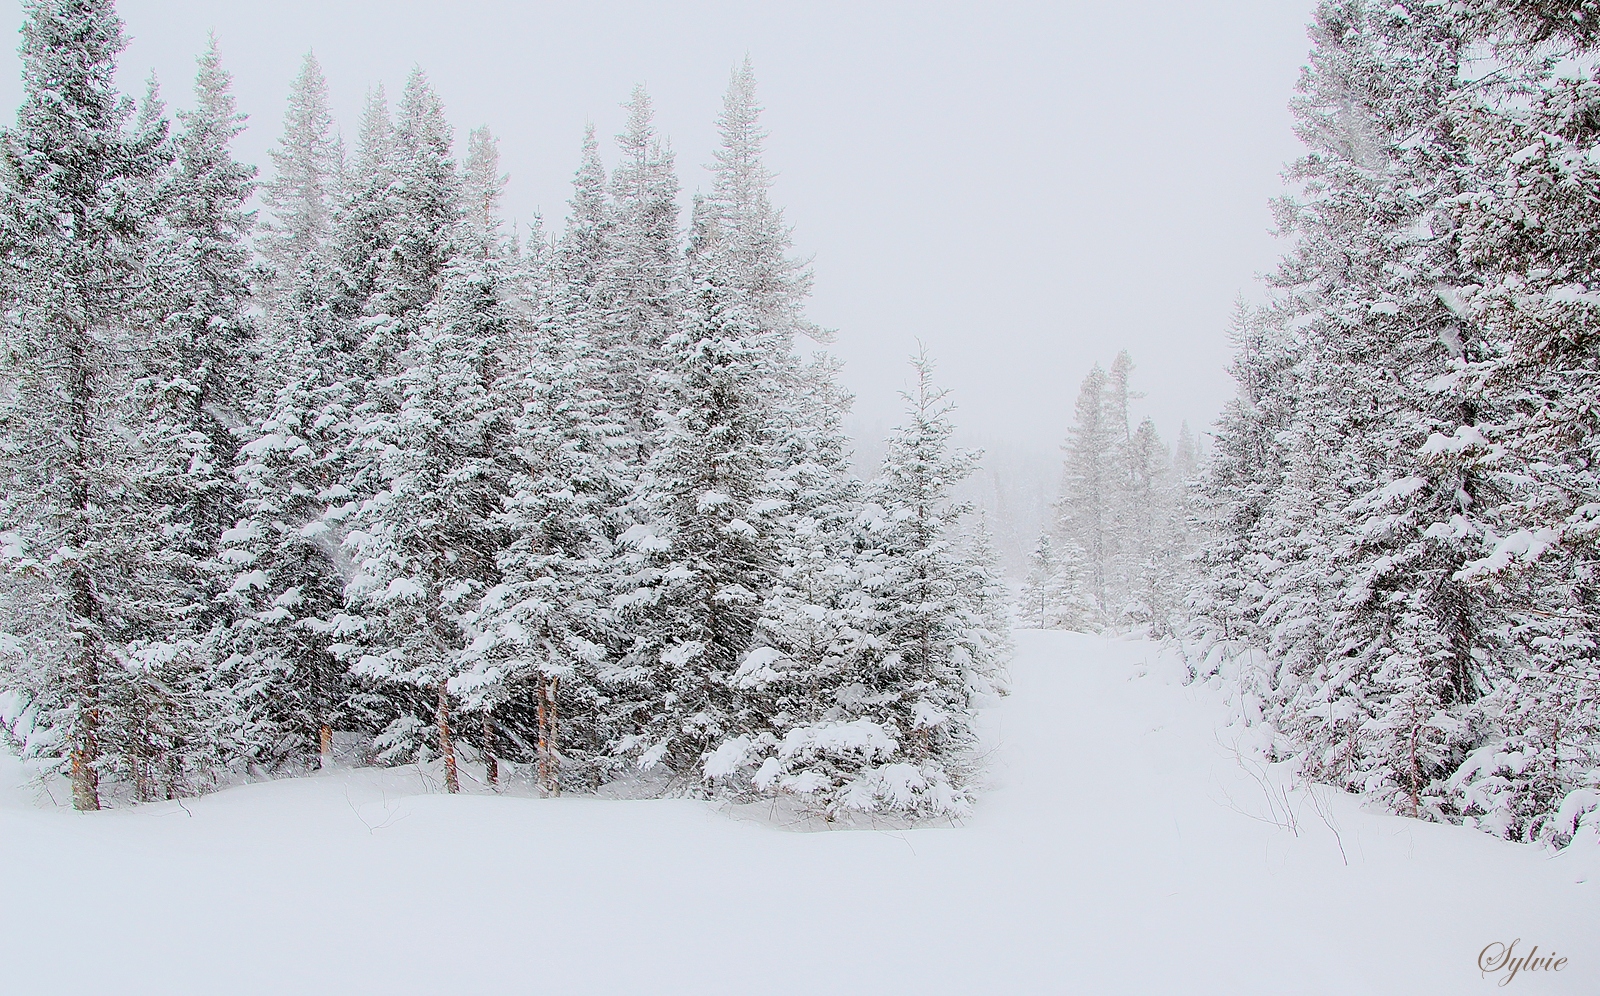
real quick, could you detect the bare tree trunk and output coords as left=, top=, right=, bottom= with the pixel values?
left=437, top=683, right=458, bottom=794
left=548, top=677, right=560, bottom=797
left=319, top=723, right=334, bottom=770
left=131, top=707, right=152, bottom=803
left=67, top=588, right=101, bottom=812
left=535, top=686, right=549, bottom=795
left=70, top=744, right=100, bottom=811
left=482, top=711, right=498, bottom=790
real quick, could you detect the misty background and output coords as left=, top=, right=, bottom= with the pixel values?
left=0, top=0, right=1318, bottom=569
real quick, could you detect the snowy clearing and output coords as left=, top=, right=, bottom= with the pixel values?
left=3, top=631, right=1593, bottom=995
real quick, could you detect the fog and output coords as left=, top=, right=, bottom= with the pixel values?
left=1, top=0, right=1316, bottom=506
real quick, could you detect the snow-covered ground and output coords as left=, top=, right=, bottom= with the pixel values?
left=3, top=631, right=1594, bottom=994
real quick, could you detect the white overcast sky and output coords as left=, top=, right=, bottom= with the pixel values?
left=1, top=0, right=1317, bottom=459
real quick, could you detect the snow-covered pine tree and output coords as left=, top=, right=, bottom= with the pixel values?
left=456, top=126, right=637, bottom=791
left=1173, top=420, right=1200, bottom=480
left=699, top=57, right=825, bottom=350
left=332, top=69, right=498, bottom=793
left=1120, top=417, right=1185, bottom=636
left=552, top=124, right=613, bottom=302
left=1020, top=529, right=1095, bottom=631
left=698, top=351, right=863, bottom=798
left=328, top=85, right=397, bottom=366
left=1264, top=0, right=1495, bottom=819
left=611, top=188, right=794, bottom=784
left=712, top=352, right=999, bottom=819
left=1019, top=532, right=1057, bottom=628
left=111, top=36, right=259, bottom=797
left=704, top=58, right=861, bottom=706
left=605, top=86, right=681, bottom=451
left=962, top=511, right=1014, bottom=677
left=1056, top=363, right=1117, bottom=625
left=150, top=36, right=256, bottom=551
left=359, top=68, right=457, bottom=379
left=458, top=252, right=631, bottom=792
left=1189, top=302, right=1298, bottom=651
left=1058, top=350, right=1193, bottom=634
left=698, top=58, right=840, bottom=528
left=643, top=62, right=874, bottom=797
left=1436, top=5, right=1600, bottom=842
left=461, top=126, right=509, bottom=259
left=1192, top=0, right=1535, bottom=828
left=257, top=52, right=340, bottom=310
left=0, top=0, right=172, bottom=809
left=221, top=58, right=358, bottom=773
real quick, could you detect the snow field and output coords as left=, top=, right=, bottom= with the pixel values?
left=2, top=631, right=1592, bottom=995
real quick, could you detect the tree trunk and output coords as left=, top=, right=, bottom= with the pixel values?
left=437, top=683, right=458, bottom=794
left=535, top=677, right=561, bottom=796
left=67, top=611, right=101, bottom=812
left=319, top=723, right=334, bottom=770
left=535, top=688, right=549, bottom=795
left=548, top=677, right=560, bottom=797
left=70, top=733, right=100, bottom=812
left=482, top=711, right=498, bottom=790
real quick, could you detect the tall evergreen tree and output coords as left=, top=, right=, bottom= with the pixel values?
left=614, top=208, right=785, bottom=780
left=0, top=0, right=171, bottom=809
left=223, top=58, right=359, bottom=773
left=111, top=37, right=259, bottom=798
left=332, top=68, right=485, bottom=792
left=257, top=51, right=340, bottom=307
left=606, top=86, right=681, bottom=448
left=1190, top=0, right=1600, bottom=842
left=705, top=353, right=1007, bottom=819
left=1057, top=364, right=1116, bottom=621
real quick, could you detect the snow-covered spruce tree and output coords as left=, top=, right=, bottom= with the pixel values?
left=328, top=84, right=397, bottom=367
left=220, top=56, right=356, bottom=772
left=1191, top=0, right=1536, bottom=827
left=962, top=511, right=1015, bottom=671
left=699, top=57, right=825, bottom=350
left=697, top=351, right=863, bottom=799
left=1262, top=0, right=1497, bottom=819
left=1020, top=531, right=1093, bottom=630
left=1188, top=302, right=1299, bottom=654
left=1435, top=6, right=1600, bottom=843
left=256, top=52, right=340, bottom=310
left=358, top=68, right=457, bottom=380
left=0, top=0, right=173, bottom=809
left=709, top=353, right=1003, bottom=819
left=332, top=69, right=505, bottom=794
left=684, top=62, right=884, bottom=802
left=611, top=202, right=786, bottom=783
left=702, top=56, right=854, bottom=673
left=608, top=61, right=849, bottom=792
left=697, top=57, right=837, bottom=526
left=1056, top=363, right=1117, bottom=625
left=605, top=86, right=681, bottom=451
left=149, top=37, right=256, bottom=553
left=1054, top=350, right=1190, bottom=635
left=460, top=126, right=508, bottom=258
left=232, top=86, right=402, bottom=770
left=112, top=37, right=259, bottom=798
left=457, top=237, right=632, bottom=793
left=1173, top=420, right=1200, bottom=480
left=454, top=126, right=634, bottom=792
left=697, top=57, right=836, bottom=529
left=1121, top=417, right=1187, bottom=637
left=1019, top=532, right=1057, bottom=628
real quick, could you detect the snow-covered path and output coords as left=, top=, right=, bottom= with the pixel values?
left=2, top=631, right=1593, bottom=994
